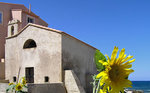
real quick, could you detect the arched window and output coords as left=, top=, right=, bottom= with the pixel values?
left=11, top=26, right=14, bottom=36
left=23, top=39, right=37, bottom=49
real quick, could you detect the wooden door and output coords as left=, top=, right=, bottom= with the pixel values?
left=25, top=67, right=34, bottom=83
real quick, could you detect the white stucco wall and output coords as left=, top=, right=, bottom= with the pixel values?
left=5, top=25, right=62, bottom=83
left=62, top=34, right=97, bottom=93
left=5, top=24, right=97, bottom=93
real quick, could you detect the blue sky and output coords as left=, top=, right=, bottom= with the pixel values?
left=2, top=0, right=150, bottom=81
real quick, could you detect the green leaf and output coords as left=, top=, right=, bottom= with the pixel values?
left=23, top=85, right=28, bottom=88
left=6, top=84, right=16, bottom=92
left=94, top=49, right=107, bottom=72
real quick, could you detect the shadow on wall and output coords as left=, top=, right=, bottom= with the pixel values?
left=62, top=51, right=94, bottom=93
left=0, top=62, right=5, bottom=80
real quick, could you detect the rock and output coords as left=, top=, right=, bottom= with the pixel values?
left=125, top=89, right=144, bottom=93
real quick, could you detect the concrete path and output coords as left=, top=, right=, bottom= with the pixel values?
left=0, top=83, right=8, bottom=93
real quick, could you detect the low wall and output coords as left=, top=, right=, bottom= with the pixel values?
left=28, top=83, right=66, bottom=93
left=64, top=70, right=85, bottom=93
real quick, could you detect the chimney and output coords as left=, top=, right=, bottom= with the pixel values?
left=29, top=4, right=31, bottom=13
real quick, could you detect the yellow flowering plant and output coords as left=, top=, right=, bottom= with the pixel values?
left=92, top=47, right=135, bottom=93
left=6, top=77, right=27, bottom=93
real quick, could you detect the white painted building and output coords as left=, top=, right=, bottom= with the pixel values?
left=5, top=22, right=97, bottom=93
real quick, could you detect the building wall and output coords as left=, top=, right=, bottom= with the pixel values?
left=0, top=3, right=27, bottom=61
left=5, top=26, right=62, bottom=83
left=21, top=12, right=48, bottom=31
left=0, top=2, right=48, bottom=62
left=62, top=34, right=97, bottom=93
left=11, top=10, right=22, bottom=22
left=0, top=63, right=5, bottom=79
left=11, top=10, right=22, bottom=31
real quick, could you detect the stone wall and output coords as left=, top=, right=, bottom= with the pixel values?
left=28, top=83, right=66, bottom=93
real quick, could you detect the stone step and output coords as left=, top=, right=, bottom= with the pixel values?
left=0, top=80, right=9, bottom=83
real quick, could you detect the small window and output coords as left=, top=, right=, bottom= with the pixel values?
left=11, top=26, right=14, bottom=36
left=27, top=17, right=34, bottom=23
left=45, top=76, right=49, bottom=82
left=0, top=12, right=2, bottom=24
left=23, top=39, right=37, bottom=49
left=13, top=76, right=16, bottom=82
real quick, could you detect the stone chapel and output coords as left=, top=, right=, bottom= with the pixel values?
left=0, top=2, right=97, bottom=93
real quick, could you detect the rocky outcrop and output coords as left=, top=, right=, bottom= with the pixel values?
left=125, top=89, right=144, bottom=93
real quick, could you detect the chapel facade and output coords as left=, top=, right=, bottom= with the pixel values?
left=0, top=2, right=97, bottom=93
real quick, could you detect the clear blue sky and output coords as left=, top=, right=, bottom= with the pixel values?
left=2, top=0, right=150, bottom=81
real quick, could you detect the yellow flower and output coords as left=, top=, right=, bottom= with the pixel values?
left=15, top=83, right=23, bottom=91
left=96, top=46, right=135, bottom=93
left=8, top=82, right=14, bottom=86
left=99, top=89, right=107, bottom=93
left=22, top=77, right=26, bottom=85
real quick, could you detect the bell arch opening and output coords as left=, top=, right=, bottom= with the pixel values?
left=11, top=26, right=14, bottom=36
left=23, top=39, right=37, bottom=49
